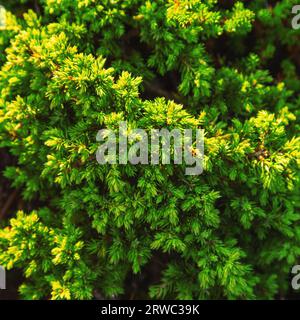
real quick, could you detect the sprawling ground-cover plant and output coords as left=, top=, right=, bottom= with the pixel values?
left=0, top=1, right=299, bottom=299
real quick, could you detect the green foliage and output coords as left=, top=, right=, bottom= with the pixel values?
left=0, top=0, right=299, bottom=300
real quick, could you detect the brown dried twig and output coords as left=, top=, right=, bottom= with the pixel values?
left=0, top=189, right=18, bottom=220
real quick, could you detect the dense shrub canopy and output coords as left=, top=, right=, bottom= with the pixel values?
left=0, top=0, right=299, bottom=299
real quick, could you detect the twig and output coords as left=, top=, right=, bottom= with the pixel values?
left=34, top=0, right=41, bottom=15
left=0, top=189, right=18, bottom=219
